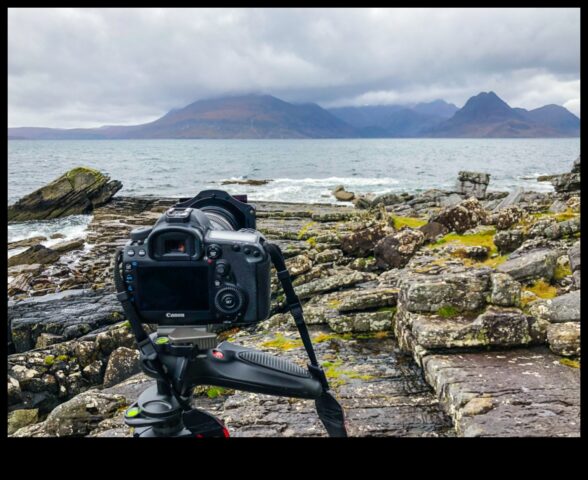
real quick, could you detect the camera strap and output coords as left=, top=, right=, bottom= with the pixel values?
left=265, top=242, right=348, bottom=438
left=113, top=248, right=192, bottom=411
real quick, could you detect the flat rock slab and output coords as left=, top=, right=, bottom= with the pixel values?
left=422, top=346, right=580, bottom=437
left=8, top=289, right=124, bottom=352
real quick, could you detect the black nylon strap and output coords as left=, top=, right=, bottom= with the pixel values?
left=264, top=242, right=330, bottom=390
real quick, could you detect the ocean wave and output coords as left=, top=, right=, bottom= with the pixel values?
left=8, top=214, right=93, bottom=249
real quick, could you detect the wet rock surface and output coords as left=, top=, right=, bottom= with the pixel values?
left=7, top=161, right=581, bottom=437
left=422, top=347, right=580, bottom=437
left=8, top=289, right=124, bottom=353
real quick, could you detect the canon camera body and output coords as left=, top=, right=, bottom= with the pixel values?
left=121, top=190, right=271, bottom=326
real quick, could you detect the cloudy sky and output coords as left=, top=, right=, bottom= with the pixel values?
left=8, top=8, right=580, bottom=128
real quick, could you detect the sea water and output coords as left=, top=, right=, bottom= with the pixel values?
left=8, top=138, right=580, bottom=244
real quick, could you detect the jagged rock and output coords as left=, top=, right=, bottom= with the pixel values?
left=82, top=360, right=104, bottom=385
left=456, top=171, right=490, bottom=199
left=8, top=236, right=48, bottom=249
left=568, top=241, right=581, bottom=273
left=340, top=224, right=390, bottom=257
left=332, top=185, right=355, bottom=201
left=374, top=228, right=425, bottom=269
left=348, top=256, right=377, bottom=272
left=12, top=390, right=127, bottom=437
left=437, top=193, right=464, bottom=208
left=444, top=244, right=489, bottom=260
left=8, top=167, right=122, bottom=222
left=311, top=212, right=355, bottom=222
left=429, top=198, right=488, bottom=234
left=9, top=289, right=124, bottom=352
left=314, top=249, right=343, bottom=264
left=8, top=377, right=22, bottom=405
left=293, top=270, right=377, bottom=300
left=549, top=199, right=568, bottom=213
left=572, top=155, right=580, bottom=173
left=35, top=333, right=65, bottom=349
left=548, top=173, right=581, bottom=193
left=407, top=307, right=531, bottom=350
left=51, top=238, right=85, bottom=254
left=371, top=192, right=413, bottom=207
left=338, top=288, right=398, bottom=312
left=8, top=409, right=39, bottom=435
left=352, top=195, right=373, bottom=209
left=7, top=244, right=61, bottom=268
left=103, top=347, right=140, bottom=388
left=327, top=311, right=394, bottom=333
left=497, top=248, right=558, bottom=283
left=487, top=206, right=525, bottom=230
left=489, top=273, right=521, bottom=307
left=547, top=323, right=580, bottom=357
left=7, top=273, right=35, bottom=296
left=285, top=254, right=313, bottom=277
left=527, top=291, right=581, bottom=324
left=419, top=221, right=448, bottom=243
left=494, top=229, right=524, bottom=254
left=50, top=233, right=66, bottom=240
left=399, top=269, right=490, bottom=313
left=566, top=239, right=581, bottom=289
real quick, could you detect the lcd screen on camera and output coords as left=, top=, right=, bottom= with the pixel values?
left=136, top=266, right=209, bottom=311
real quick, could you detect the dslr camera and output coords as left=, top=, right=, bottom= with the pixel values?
left=114, top=190, right=347, bottom=437
left=121, top=190, right=271, bottom=325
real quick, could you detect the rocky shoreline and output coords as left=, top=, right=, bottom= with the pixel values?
left=7, top=158, right=581, bottom=437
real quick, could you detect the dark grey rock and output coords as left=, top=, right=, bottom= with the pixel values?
left=340, top=224, right=390, bottom=257
left=429, top=198, right=488, bottom=234
left=456, top=171, right=490, bottom=199
left=102, top=347, right=140, bottom=388
left=527, top=290, right=581, bottom=324
left=494, top=229, right=524, bottom=254
left=490, top=273, right=521, bottom=307
left=9, top=289, right=124, bottom=352
left=8, top=244, right=61, bottom=268
left=8, top=167, right=122, bottom=222
left=568, top=241, right=581, bottom=272
left=422, top=347, right=580, bottom=437
left=572, top=155, right=580, bottom=174
left=497, top=248, right=558, bottom=283
left=374, top=228, right=425, bottom=269
left=399, top=269, right=491, bottom=313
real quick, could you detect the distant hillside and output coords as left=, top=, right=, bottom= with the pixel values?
left=329, top=99, right=458, bottom=137
left=426, top=92, right=579, bottom=138
left=8, top=92, right=579, bottom=139
left=8, top=95, right=358, bottom=140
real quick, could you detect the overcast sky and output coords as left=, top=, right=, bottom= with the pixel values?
left=8, top=7, right=581, bottom=128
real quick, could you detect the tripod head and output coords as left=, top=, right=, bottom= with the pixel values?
left=123, top=327, right=325, bottom=437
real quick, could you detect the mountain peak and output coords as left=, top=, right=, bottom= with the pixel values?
left=451, top=90, right=520, bottom=124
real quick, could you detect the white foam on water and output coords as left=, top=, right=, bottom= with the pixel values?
left=8, top=214, right=93, bottom=253
left=220, top=177, right=402, bottom=203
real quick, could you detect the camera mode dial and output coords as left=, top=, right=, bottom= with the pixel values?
left=214, top=286, right=245, bottom=315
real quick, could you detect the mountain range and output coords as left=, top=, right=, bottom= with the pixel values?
left=8, top=91, right=579, bottom=139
